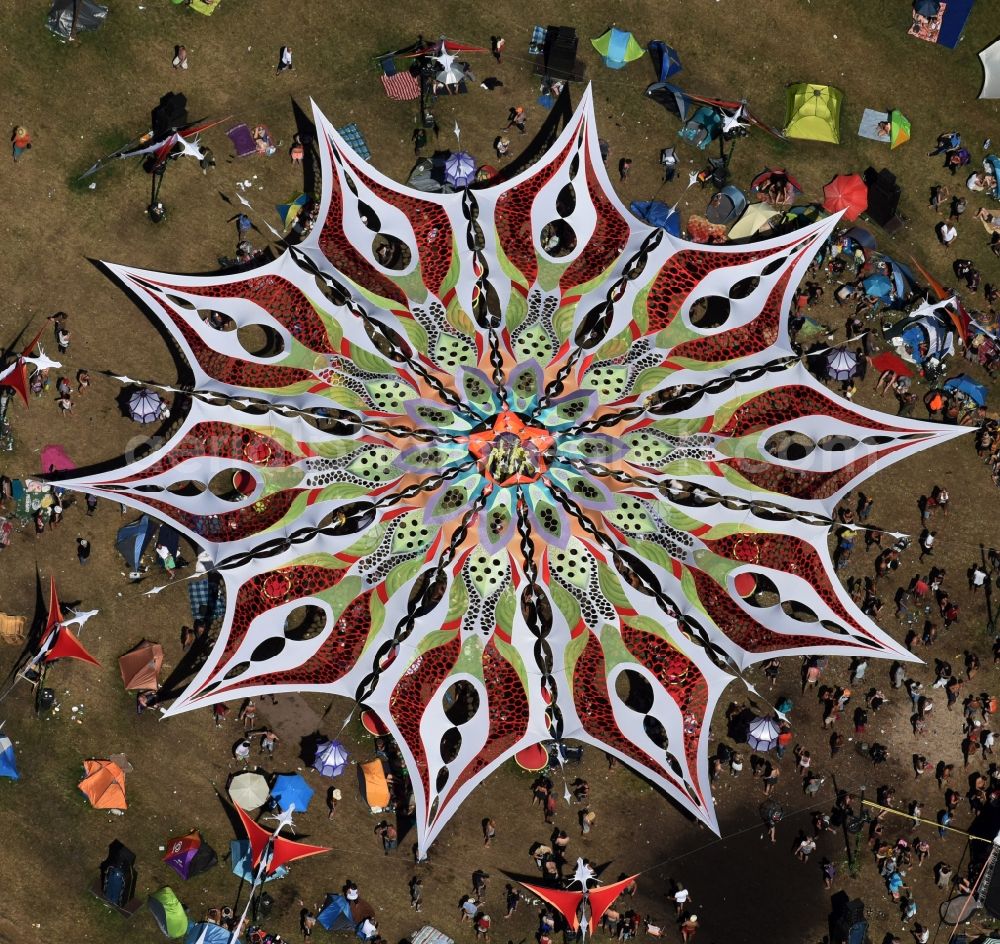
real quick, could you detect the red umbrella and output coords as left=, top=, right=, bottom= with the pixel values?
left=822, top=174, right=868, bottom=221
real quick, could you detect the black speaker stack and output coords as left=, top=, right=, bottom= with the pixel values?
left=541, top=26, right=583, bottom=81
left=863, top=166, right=902, bottom=227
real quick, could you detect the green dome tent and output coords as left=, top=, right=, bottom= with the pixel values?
left=148, top=887, right=189, bottom=939
left=784, top=83, right=843, bottom=144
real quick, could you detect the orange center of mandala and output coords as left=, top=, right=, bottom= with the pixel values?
left=467, top=411, right=554, bottom=486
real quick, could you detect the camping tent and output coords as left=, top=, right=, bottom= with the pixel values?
left=889, top=109, right=911, bottom=149
left=784, top=84, right=843, bottom=144
left=163, top=831, right=218, bottom=879
left=47, top=0, right=108, bottom=41
left=185, top=924, right=242, bottom=944
left=118, top=640, right=164, bottom=691
left=80, top=759, right=128, bottom=810
left=981, top=38, right=1000, bottom=98
left=883, top=302, right=956, bottom=365
left=97, top=840, right=138, bottom=910
left=0, top=724, right=19, bottom=780
left=117, top=515, right=156, bottom=572
left=644, top=81, right=692, bottom=121
left=316, top=893, right=376, bottom=932
left=313, top=740, right=349, bottom=777
left=944, top=374, right=988, bottom=406
left=148, top=887, right=189, bottom=939
left=679, top=105, right=721, bottom=150
left=358, top=759, right=391, bottom=812
left=591, top=28, right=645, bottom=69
left=648, top=40, right=681, bottom=80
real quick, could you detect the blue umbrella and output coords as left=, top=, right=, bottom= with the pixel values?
left=944, top=374, right=988, bottom=406
left=862, top=274, right=893, bottom=300
left=271, top=772, right=314, bottom=812
left=229, top=839, right=287, bottom=883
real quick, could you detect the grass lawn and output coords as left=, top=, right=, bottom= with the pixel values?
left=1, top=3, right=1000, bottom=944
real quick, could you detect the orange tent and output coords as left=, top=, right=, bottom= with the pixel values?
left=118, top=641, right=164, bottom=691
left=79, top=760, right=127, bottom=810
left=359, top=760, right=391, bottom=811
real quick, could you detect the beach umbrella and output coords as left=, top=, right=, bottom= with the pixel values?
left=746, top=715, right=782, bottom=751
left=271, top=772, right=314, bottom=812
left=862, top=274, right=894, bottom=300
left=275, top=193, right=308, bottom=230
left=313, top=740, right=349, bottom=778
left=822, top=174, right=868, bottom=221
left=944, top=374, right=988, bottom=406
left=128, top=388, right=164, bottom=424
left=913, top=0, right=940, bottom=15
left=229, top=839, right=287, bottom=883
left=889, top=110, right=911, bottom=149
left=825, top=348, right=860, bottom=382
left=228, top=772, right=269, bottom=810
left=444, top=152, right=477, bottom=188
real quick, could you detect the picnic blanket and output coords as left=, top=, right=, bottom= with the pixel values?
left=337, top=123, right=370, bottom=161
left=857, top=108, right=890, bottom=142
left=41, top=444, right=75, bottom=473
left=227, top=123, right=257, bottom=157
left=381, top=71, right=420, bottom=101
left=188, top=578, right=226, bottom=622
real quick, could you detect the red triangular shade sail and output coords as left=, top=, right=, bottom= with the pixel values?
left=0, top=359, right=29, bottom=406
left=233, top=803, right=330, bottom=875
left=41, top=576, right=100, bottom=666
left=519, top=874, right=639, bottom=933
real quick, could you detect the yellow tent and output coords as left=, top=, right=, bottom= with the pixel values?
left=784, top=83, right=843, bottom=144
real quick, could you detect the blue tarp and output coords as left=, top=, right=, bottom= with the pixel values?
left=944, top=374, right=988, bottom=406
left=648, top=40, right=681, bottom=81
left=863, top=275, right=894, bottom=300
left=936, top=0, right=975, bottom=49
left=271, top=773, right=314, bottom=812
left=317, top=894, right=356, bottom=932
left=629, top=200, right=681, bottom=235
left=116, top=515, right=156, bottom=571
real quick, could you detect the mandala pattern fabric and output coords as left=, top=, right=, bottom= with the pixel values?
left=60, top=88, right=964, bottom=854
